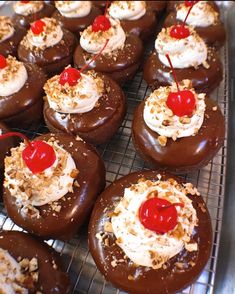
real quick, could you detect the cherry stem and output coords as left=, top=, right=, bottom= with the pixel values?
left=0, top=132, right=33, bottom=150
left=165, top=54, right=180, bottom=92
left=104, top=0, right=109, bottom=16
left=182, top=1, right=198, bottom=27
left=158, top=202, right=184, bottom=210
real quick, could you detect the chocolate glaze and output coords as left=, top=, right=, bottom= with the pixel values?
left=3, top=133, right=106, bottom=240
left=89, top=170, right=212, bottom=294
left=18, top=29, right=77, bottom=76
left=0, top=63, right=46, bottom=129
left=132, top=98, right=225, bottom=173
left=0, top=230, right=70, bottom=293
left=118, top=10, right=157, bottom=41
left=164, top=12, right=226, bottom=49
left=146, top=1, right=166, bottom=14
left=73, top=34, right=143, bottom=84
left=43, top=73, right=126, bottom=145
left=13, top=4, right=55, bottom=29
left=92, top=1, right=107, bottom=12
left=143, top=49, right=223, bottom=94
left=52, top=6, right=102, bottom=35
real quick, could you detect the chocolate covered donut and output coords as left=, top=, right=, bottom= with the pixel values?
left=89, top=170, right=212, bottom=294
left=0, top=55, right=46, bottom=128
left=92, top=1, right=108, bottom=12
left=13, top=1, right=55, bottom=29
left=18, top=17, right=77, bottom=76
left=146, top=1, right=166, bottom=14
left=3, top=133, right=106, bottom=240
left=0, top=230, right=70, bottom=293
left=43, top=70, right=126, bottom=145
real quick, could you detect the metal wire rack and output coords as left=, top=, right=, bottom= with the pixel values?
left=0, top=5, right=229, bottom=294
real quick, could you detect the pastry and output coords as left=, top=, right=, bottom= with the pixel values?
left=43, top=67, right=126, bottom=145
left=13, top=0, right=55, bottom=29
left=0, top=230, right=70, bottom=293
left=0, top=16, right=26, bottom=58
left=92, top=1, right=108, bottom=13
left=73, top=15, right=143, bottom=84
left=146, top=1, right=166, bottom=15
left=52, top=1, right=102, bottom=35
left=0, top=55, right=46, bottom=128
left=107, top=1, right=157, bottom=41
left=3, top=132, right=106, bottom=240
left=89, top=170, right=212, bottom=294
left=164, top=1, right=226, bottom=48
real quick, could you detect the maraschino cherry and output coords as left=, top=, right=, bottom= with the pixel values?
left=92, top=0, right=111, bottom=32
left=139, top=196, right=184, bottom=234
left=185, top=0, right=199, bottom=7
left=0, top=55, right=7, bottom=69
left=170, top=1, right=198, bottom=39
left=31, top=19, right=46, bottom=35
left=0, top=132, right=56, bottom=174
left=165, top=54, right=196, bottom=117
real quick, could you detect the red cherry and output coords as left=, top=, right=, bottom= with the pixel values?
left=31, top=19, right=46, bottom=35
left=0, top=55, right=7, bottom=69
left=185, top=1, right=199, bottom=7
left=92, top=15, right=111, bottom=32
left=22, top=140, right=56, bottom=174
left=166, top=90, right=196, bottom=117
left=139, top=198, right=183, bottom=234
left=170, top=25, right=190, bottom=39
left=59, top=68, right=81, bottom=86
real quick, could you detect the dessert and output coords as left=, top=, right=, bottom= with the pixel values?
left=43, top=67, right=126, bottom=145
left=73, top=14, right=143, bottom=84
left=0, top=230, right=70, bottom=293
left=164, top=1, right=226, bottom=48
left=89, top=170, right=212, bottom=294
left=0, top=16, right=26, bottom=58
left=146, top=1, right=166, bottom=15
left=0, top=54, right=46, bottom=128
left=92, top=1, right=108, bottom=13
left=13, top=0, right=55, bottom=29
left=52, top=1, right=102, bottom=35
left=3, top=132, right=106, bottom=240
left=18, top=17, right=77, bottom=76
left=107, top=1, right=157, bottom=41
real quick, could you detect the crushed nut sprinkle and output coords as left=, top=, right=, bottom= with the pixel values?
left=0, top=56, right=23, bottom=84
left=0, top=16, right=14, bottom=42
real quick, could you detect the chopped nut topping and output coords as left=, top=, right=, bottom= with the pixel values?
left=158, top=135, right=167, bottom=146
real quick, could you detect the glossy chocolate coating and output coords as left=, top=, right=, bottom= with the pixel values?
left=92, top=1, right=107, bottom=12
left=164, top=12, right=226, bottom=49
left=132, top=98, right=225, bottom=173
left=52, top=6, right=101, bottom=35
left=18, top=29, right=77, bottom=76
left=0, top=63, right=46, bottom=129
left=118, top=10, right=157, bottom=41
left=0, top=230, right=70, bottom=293
left=89, top=170, right=212, bottom=294
left=3, top=133, right=106, bottom=240
left=43, top=73, right=126, bottom=145
left=146, top=1, right=166, bottom=14
left=143, top=49, right=223, bottom=94
left=0, top=122, right=15, bottom=171
left=13, top=4, right=55, bottom=29
left=73, top=34, right=143, bottom=84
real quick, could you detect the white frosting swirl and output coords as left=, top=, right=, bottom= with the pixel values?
left=0, top=16, right=14, bottom=43
left=27, top=18, right=63, bottom=48
left=109, top=1, right=146, bottom=20
left=13, top=1, right=43, bottom=16
left=0, top=56, right=28, bottom=97
left=111, top=177, right=198, bottom=269
left=0, top=248, right=28, bottom=294
left=143, top=81, right=206, bottom=140
left=80, top=18, right=126, bottom=54
left=44, top=70, right=104, bottom=114
left=55, top=1, right=91, bottom=18
left=176, top=1, right=219, bottom=27
left=155, top=26, right=208, bottom=68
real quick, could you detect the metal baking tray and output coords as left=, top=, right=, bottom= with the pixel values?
left=0, top=4, right=229, bottom=294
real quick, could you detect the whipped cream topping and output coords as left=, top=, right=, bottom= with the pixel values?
left=155, top=26, right=208, bottom=69
left=55, top=1, right=91, bottom=18
left=176, top=1, right=219, bottom=27
left=80, top=18, right=126, bottom=54
left=0, top=16, right=14, bottom=43
left=143, top=80, right=206, bottom=141
left=24, top=17, right=63, bottom=49
left=44, top=69, right=104, bottom=114
left=4, top=138, right=78, bottom=216
left=108, top=1, right=146, bottom=20
left=13, top=1, right=43, bottom=16
left=0, top=56, right=28, bottom=97
left=111, top=176, right=199, bottom=269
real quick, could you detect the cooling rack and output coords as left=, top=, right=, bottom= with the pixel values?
left=0, top=5, right=229, bottom=294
